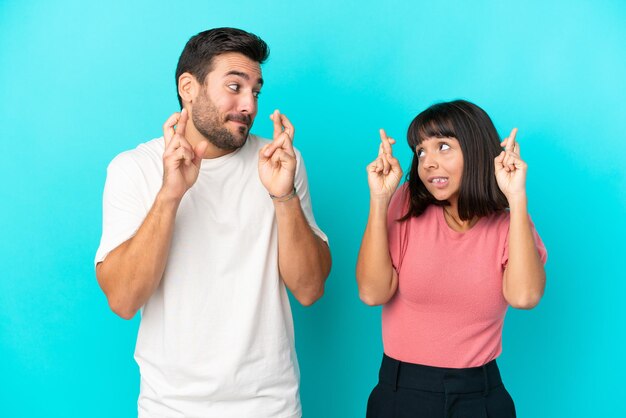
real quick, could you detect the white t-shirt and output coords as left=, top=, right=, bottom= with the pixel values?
left=95, top=135, right=327, bottom=418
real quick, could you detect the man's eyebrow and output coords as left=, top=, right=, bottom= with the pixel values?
left=225, top=70, right=264, bottom=86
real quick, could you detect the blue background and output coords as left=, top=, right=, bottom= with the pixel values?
left=1, top=0, right=625, bottom=416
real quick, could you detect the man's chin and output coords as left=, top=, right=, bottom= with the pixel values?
left=229, top=127, right=249, bottom=144
left=233, top=136, right=248, bottom=148
left=218, top=134, right=248, bottom=151
left=199, top=126, right=248, bottom=150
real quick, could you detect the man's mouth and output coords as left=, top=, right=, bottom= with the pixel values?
left=226, top=114, right=251, bottom=126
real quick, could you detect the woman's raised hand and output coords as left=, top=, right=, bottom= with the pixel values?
left=367, top=129, right=403, bottom=201
left=495, top=128, right=527, bottom=203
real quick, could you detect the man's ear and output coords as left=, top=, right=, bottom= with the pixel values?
left=178, top=72, right=199, bottom=105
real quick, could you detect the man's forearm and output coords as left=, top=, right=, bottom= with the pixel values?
left=96, top=191, right=181, bottom=319
left=274, top=197, right=331, bottom=306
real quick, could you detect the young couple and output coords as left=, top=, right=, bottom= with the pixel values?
left=96, top=27, right=546, bottom=418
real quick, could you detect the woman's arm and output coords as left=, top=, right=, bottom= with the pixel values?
left=495, top=129, right=546, bottom=309
left=503, top=197, right=546, bottom=309
left=357, top=198, right=399, bottom=306
left=356, top=129, right=403, bottom=306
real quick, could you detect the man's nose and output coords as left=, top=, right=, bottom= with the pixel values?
left=237, top=92, right=256, bottom=114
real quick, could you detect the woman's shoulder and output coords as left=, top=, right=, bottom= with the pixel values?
left=389, top=184, right=444, bottom=219
left=478, top=209, right=511, bottom=236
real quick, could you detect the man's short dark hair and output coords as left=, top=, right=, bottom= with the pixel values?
left=175, top=27, right=270, bottom=107
left=401, top=100, right=509, bottom=221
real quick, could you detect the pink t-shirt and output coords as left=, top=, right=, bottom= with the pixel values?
left=383, top=185, right=547, bottom=368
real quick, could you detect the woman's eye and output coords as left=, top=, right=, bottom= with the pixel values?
left=416, top=149, right=425, bottom=158
left=440, top=143, right=451, bottom=151
left=253, top=90, right=261, bottom=98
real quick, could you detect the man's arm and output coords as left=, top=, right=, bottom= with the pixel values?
left=273, top=196, right=331, bottom=306
left=258, top=110, right=331, bottom=306
left=96, top=193, right=180, bottom=319
left=96, top=109, right=208, bottom=319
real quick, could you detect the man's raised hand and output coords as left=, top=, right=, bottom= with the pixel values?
left=258, top=110, right=297, bottom=198
left=161, top=108, right=209, bottom=201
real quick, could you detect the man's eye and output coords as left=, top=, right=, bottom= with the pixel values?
left=253, top=90, right=261, bottom=98
left=227, top=84, right=239, bottom=92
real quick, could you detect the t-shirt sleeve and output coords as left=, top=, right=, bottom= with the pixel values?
left=501, top=214, right=548, bottom=268
left=94, top=154, right=151, bottom=266
left=293, top=149, right=328, bottom=243
left=387, top=184, right=409, bottom=274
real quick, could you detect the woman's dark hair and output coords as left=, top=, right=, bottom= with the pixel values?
left=175, top=27, right=270, bottom=107
left=401, top=100, right=508, bottom=221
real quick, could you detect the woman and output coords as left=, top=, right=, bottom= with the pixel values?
left=356, top=100, right=547, bottom=417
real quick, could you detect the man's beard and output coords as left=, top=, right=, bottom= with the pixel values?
left=192, top=91, right=253, bottom=151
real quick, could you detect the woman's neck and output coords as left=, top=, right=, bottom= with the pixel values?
left=442, top=201, right=479, bottom=232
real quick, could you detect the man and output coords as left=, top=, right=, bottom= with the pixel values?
left=95, top=28, right=331, bottom=418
